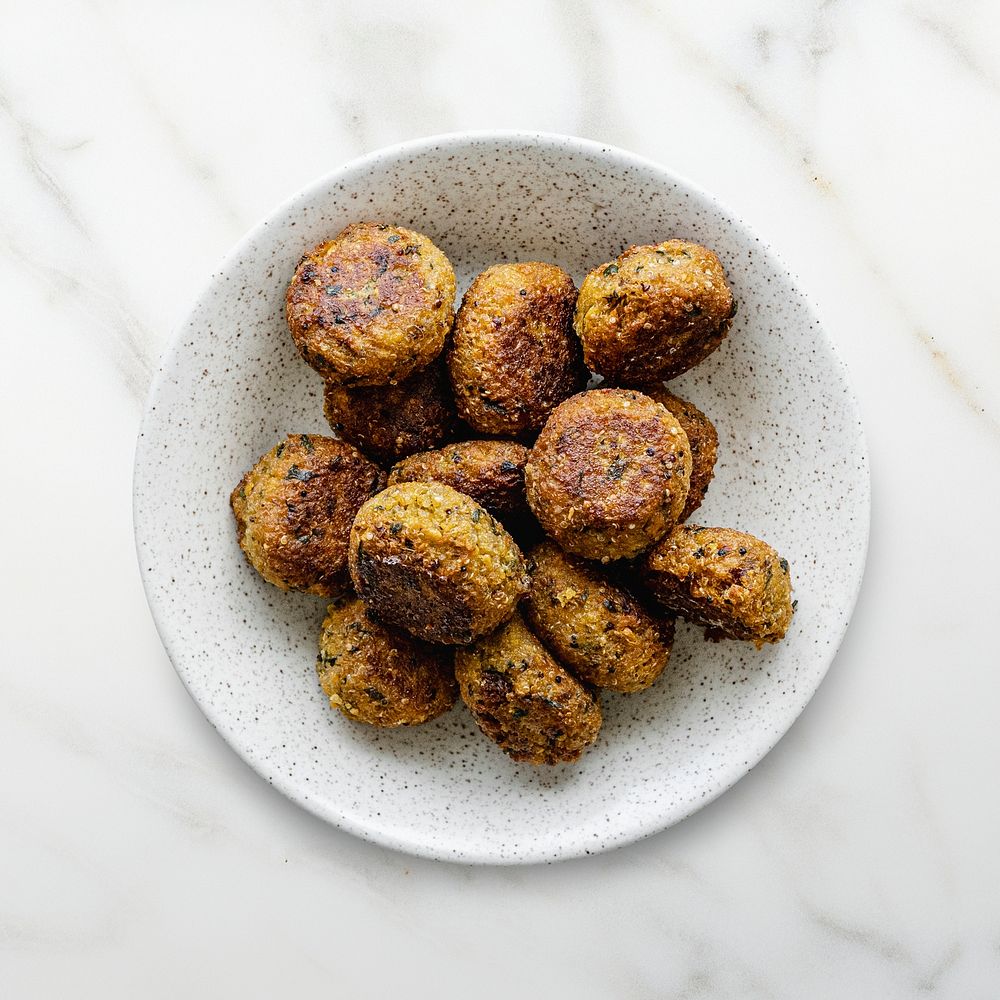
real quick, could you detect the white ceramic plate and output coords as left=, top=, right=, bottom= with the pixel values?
left=134, top=132, right=869, bottom=863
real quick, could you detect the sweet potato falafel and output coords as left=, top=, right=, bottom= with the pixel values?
left=286, top=222, right=456, bottom=386
left=525, top=388, right=692, bottom=561
left=447, top=262, right=586, bottom=436
left=349, top=481, right=530, bottom=645
left=455, top=612, right=602, bottom=764
left=316, top=596, right=457, bottom=727
left=523, top=542, right=673, bottom=692
left=387, top=439, right=529, bottom=521
left=230, top=434, right=385, bottom=597
left=636, top=385, right=719, bottom=522
left=575, top=240, right=736, bottom=383
left=323, top=359, right=457, bottom=464
left=642, top=524, right=794, bottom=646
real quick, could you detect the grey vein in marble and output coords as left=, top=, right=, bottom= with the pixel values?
left=908, top=5, right=1000, bottom=95
left=0, top=224, right=153, bottom=402
left=93, top=7, right=247, bottom=233
left=0, top=86, right=90, bottom=237
left=805, top=904, right=911, bottom=963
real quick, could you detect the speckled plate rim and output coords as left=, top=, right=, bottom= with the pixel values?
left=134, top=130, right=871, bottom=865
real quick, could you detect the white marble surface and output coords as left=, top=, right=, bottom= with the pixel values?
left=2, top=1, right=998, bottom=996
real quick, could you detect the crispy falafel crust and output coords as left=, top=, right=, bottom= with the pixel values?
left=524, top=542, right=673, bottom=692
left=642, top=524, right=794, bottom=646
left=349, top=481, right=530, bottom=645
left=575, top=240, right=735, bottom=383
left=455, top=612, right=602, bottom=764
left=316, top=596, right=457, bottom=727
left=635, top=385, right=719, bottom=522
left=286, top=222, right=456, bottom=387
left=524, top=388, right=692, bottom=561
left=230, top=434, right=385, bottom=597
left=448, top=262, right=586, bottom=435
left=387, top=439, right=529, bottom=520
left=323, top=359, right=457, bottom=463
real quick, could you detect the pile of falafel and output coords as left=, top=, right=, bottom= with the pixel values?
left=230, top=222, right=795, bottom=766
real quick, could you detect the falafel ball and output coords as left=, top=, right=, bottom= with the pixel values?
left=635, top=385, right=719, bottom=522
left=387, top=439, right=529, bottom=521
left=323, top=359, right=457, bottom=464
left=525, top=388, right=692, bottom=562
left=447, top=262, right=586, bottom=436
left=642, top=524, right=794, bottom=646
left=523, top=542, right=673, bottom=692
left=349, top=481, right=530, bottom=645
left=574, top=240, right=736, bottom=383
left=455, top=612, right=602, bottom=764
left=230, top=434, right=385, bottom=597
left=316, top=596, right=457, bottom=727
left=286, top=222, right=456, bottom=387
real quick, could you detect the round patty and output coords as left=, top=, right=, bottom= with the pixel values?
left=349, top=481, right=530, bottom=645
left=525, top=388, right=692, bottom=561
left=523, top=542, right=673, bottom=692
left=316, top=596, right=457, bottom=727
left=323, top=359, right=457, bottom=464
left=635, top=385, right=718, bottom=522
left=455, top=612, right=602, bottom=765
left=286, top=222, right=456, bottom=386
left=230, top=434, right=385, bottom=597
left=387, top=439, right=529, bottom=521
left=574, top=240, right=736, bottom=383
left=642, top=524, right=794, bottom=646
left=447, top=262, right=586, bottom=436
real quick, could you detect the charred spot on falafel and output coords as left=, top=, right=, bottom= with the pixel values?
left=454, top=611, right=602, bottom=764
left=349, top=481, right=530, bottom=645
left=575, top=240, right=735, bottom=383
left=525, top=388, right=692, bottom=561
left=230, top=434, right=385, bottom=597
left=323, top=359, right=457, bottom=464
left=642, top=524, right=794, bottom=646
left=447, top=262, right=586, bottom=436
left=287, top=222, right=456, bottom=387
left=524, top=541, right=674, bottom=692
left=316, top=595, right=457, bottom=726
left=387, top=439, right=530, bottom=522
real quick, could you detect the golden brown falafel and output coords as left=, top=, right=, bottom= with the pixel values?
left=523, top=542, right=673, bottom=692
left=323, top=359, right=457, bottom=464
left=387, top=439, right=529, bottom=521
left=575, top=240, right=736, bottom=383
left=642, top=524, right=794, bottom=646
left=230, top=434, right=385, bottom=597
left=454, top=611, right=602, bottom=764
left=286, top=222, right=456, bottom=387
left=524, top=388, right=692, bottom=561
left=447, top=262, right=586, bottom=436
left=316, top=596, right=457, bottom=727
left=349, top=481, right=530, bottom=645
left=635, top=385, right=719, bottom=522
